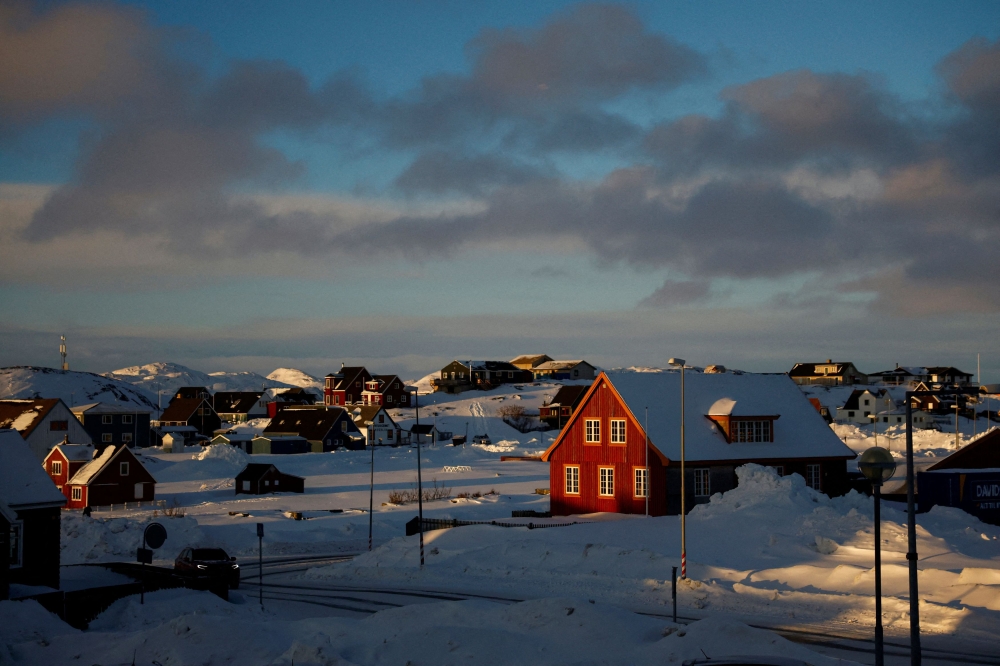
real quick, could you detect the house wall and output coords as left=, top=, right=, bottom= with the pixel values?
left=80, top=412, right=151, bottom=449
left=8, top=507, right=61, bottom=590
left=548, top=383, right=668, bottom=517
left=186, top=405, right=222, bottom=437
left=0, top=513, right=8, bottom=600
left=24, top=404, right=91, bottom=461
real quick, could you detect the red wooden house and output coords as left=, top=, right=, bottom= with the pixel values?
left=324, top=366, right=374, bottom=406
left=361, top=375, right=411, bottom=408
left=42, top=442, right=95, bottom=497
left=542, top=371, right=856, bottom=517
left=64, top=445, right=157, bottom=509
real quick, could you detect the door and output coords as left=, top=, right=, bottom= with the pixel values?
left=135, top=482, right=144, bottom=499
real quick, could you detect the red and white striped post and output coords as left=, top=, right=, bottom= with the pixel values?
left=681, top=551, right=686, bottom=579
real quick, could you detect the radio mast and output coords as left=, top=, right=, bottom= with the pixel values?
left=60, top=335, right=68, bottom=371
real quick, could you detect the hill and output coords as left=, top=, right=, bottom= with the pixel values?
left=0, top=366, right=158, bottom=410
left=267, top=368, right=323, bottom=391
left=107, top=362, right=296, bottom=396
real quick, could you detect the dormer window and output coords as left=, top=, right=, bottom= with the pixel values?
left=730, top=419, right=773, bottom=443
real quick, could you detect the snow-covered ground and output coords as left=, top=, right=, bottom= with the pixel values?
left=4, top=375, right=1000, bottom=665
left=0, top=365, right=159, bottom=410
left=106, top=361, right=300, bottom=397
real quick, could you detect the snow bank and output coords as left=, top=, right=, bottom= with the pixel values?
left=153, top=443, right=250, bottom=482
left=61, top=511, right=207, bottom=564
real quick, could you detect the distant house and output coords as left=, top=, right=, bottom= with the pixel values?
left=788, top=361, right=868, bottom=386
left=63, top=445, right=157, bottom=509
left=870, top=365, right=975, bottom=387
left=249, top=435, right=311, bottom=455
left=923, top=366, right=975, bottom=386
left=210, top=432, right=255, bottom=454
left=510, top=355, right=553, bottom=371
left=361, top=375, right=412, bottom=408
left=264, top=406, right=364, bottom=451
left=835, top=389, right=897, bottom=424
left=213, top=391, right=270, bottom=423
left=173, top=386, right=211, bottom=400
left=323, top=366, right=374, bottom=406
left=539, top=385, right=589, bottom=430
left=71, top=402, right=151, bottom=449
left=0, top=399, right=92, bottom=462
left=431, top=361, right=533, bottom=393
left=1, top=429, right=67, bottom=597
left=153, top=398, right=221, bottom=437
left=267, top=388, right=317, bottom=418
left=43, top=441, right=95, bottom=496
left=918, top=429, right=1000, bottom=525
left=235, top=463, right=304, bottom=495
left=350, top=405, right=406, bottom=446
left=532, top=360, right=597, bottom=381
left=541, top=372, right=856, bottom=517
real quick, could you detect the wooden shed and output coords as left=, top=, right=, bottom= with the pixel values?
left=235, top=463, right=305, bottom=495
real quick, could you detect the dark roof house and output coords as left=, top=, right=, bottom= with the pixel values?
left=264, top=407, right=364, bottom=451
left=235, top=464, right=304, bottom=495
left=788, top=361, right=868, bottom=386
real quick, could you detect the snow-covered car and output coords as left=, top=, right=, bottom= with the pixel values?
left=472, top=434, right=492, bottom=446
left=174, top=547, right=240, bottom=589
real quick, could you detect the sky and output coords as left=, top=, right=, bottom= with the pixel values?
left=1, top=0, right=999, bottom=381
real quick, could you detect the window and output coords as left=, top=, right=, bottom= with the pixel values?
left=401, top=395, right=408, bottom=404
left=120, top=462, right=129, bottom=476
left=242, top=480, right=250, bottom=491
left=610, top=419, right=626, bottom=444
left=71, top=487, right=82, bottom=501
left=395, top=383, right=399, bottom=389
left=387, top=429, right=393, bottom=440
left=102, top=415, right=113, bottom=424
left=334, top=396, right=341, bottom=405
left=9, top=521, right=23, bottom=568
left=806, top=464, right=821, bottom=490
left=565, top=466, right=580, bottom=495
left=122, top=433, right=132, bottom=443
left=378, top=414, right=384, bottom=424
left=102, top=433, right=112, bottom=443
left=135, top=483, right=144, bottom=499
left=634, top=468, right=648, bottom=498
left=341, top=421, right=348, bottom=431
left=122, top=414, right=133, bottom=424
left=599, top=467, right=614, bottom=496
left=52, top=461, right=63, bottom=475
left=508, top=372, right=513, bottom=378
left=731, top=420, right=771, bottom=443
left=848, top=411, right=855, bottom=417
left=864, top=399, right=870, bottom=406
left=50, top=420, right=68, bottom=431
left=387, top=395, right=393, bottom=403
left=264, top=480, right=270, bottom=486
left=585, top=419, right=601, bottom=443
left=274, top=479, right=280, bottom=487
left=694, top=469, right=710, bottom=496
left=773, top=465, right=784, bottom=476
left=325, top=395, right=331, bottom=405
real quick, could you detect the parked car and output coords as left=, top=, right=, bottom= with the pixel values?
left=174, top=547, right=240, bottom=589
left=472, top=434, right=492, bottom=446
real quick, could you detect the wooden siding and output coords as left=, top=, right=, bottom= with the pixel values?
left=549, top=381, right=668, bottom=516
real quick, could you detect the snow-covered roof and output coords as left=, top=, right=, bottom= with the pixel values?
left=559, top=372, right=855, bottom=463
left=534, top=360, right=591, bottom=371
left=0, top=429, right=67, bottom=509
left=67, top=445, right=116, bottom=486
left=70, top=402, right=152, bottom=415
left=0, top=399, right=60, bottom=437
left=51, top=444, right=96, bottom=462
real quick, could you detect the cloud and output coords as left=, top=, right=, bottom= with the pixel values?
left=638, top=279, right=711, bottom=307
left=395, top=151, right=549, bottom=196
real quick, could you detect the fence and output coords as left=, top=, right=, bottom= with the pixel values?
left=90, top=500, right=167, bottom=514
left=405, top=516, right=587, bottom=536
left=442, top=466, right=472, bottom=473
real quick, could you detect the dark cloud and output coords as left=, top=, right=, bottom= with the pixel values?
left=394, top=151, right=549, bottom=196
left=638, top=279, right=711, bottom=307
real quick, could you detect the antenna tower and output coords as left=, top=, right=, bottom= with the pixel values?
left=60, top=335, right=68, bottom=371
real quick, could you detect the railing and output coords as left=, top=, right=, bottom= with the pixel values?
left=405, top=516, right=586, bottom=536
left=90, top=500, right=167, bottom=513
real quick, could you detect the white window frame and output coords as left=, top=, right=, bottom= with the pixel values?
left=71, top=487, right=82, bottom=501
left=102, top=414, right=113, bottom=424
left=9, top=521, right=23, bottom=568
left=599, top=467, right=614, bottom=496
left=693, top=468, right=710, bottom=497
left=634, top=467, right=648, bottom=498
left=610, top=419, right=626, bottom=444
left=565, top=465, right=580, bottom=495
left=585, top=419, right=601, bottom=443
left=731, top=420, right=771, bottom=443
left=242, top=480, right=250, bottom=491
left=52, top=460, right=63, bottom=475
left=122, top=414, right=133, bottom=424
left=120, top=462, right=129, bottom=476
left=806, top=464, right=821, bottom=491
left=773, top=465, right=784, bottom=476
left=122, top=433, right=133, bottom=443
left=102, top=433, right=112, bottom=443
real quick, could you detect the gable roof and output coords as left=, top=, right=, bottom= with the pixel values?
left=0, top=399, right=61, bottom=438
left=46, top=443, right=96, bottom=463
left=542, top=372, right=855, bottom=464
left=841, top=389, right=888, bottom=411
left=265, top=407, right=351, bottom=441
left=511, top=354, right=552, bottom=367
left=469, top=360, right=521, bottom=372
left=927, top=428, right=1000, bottom=471
left=924, top=366, right=973, bottom=378
left=0, top=429, right=67, bottom=509
left=534, top=360, right=592, bottom=372
left=787, top=362, right=859, bottom=378
left=544, top=385, right=588, bottom=407
left=159, top=398, right=212, bottom=422
left=71, top=402, right=152, bottom=416
left=213, top=391, right=264, bottom=414
left=350, top=405, right=393, bottom=426
left=236, top=463, right=304, bottom=482
left=68, top=445, right=155, bottom=486
left=334, top=367, right=371, bottom=390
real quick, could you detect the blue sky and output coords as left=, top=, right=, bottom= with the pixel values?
left=1, top=1, right=998, bottom=380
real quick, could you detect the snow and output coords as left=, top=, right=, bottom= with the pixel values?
left=267, top=367, right=323, bottom=391
left=0, top=365, right=158, bottom=410
left=66, top=444, right=115, bottom=485
left=106, top=361, right=298, bottom=398
left=592, top=371, right=856, bottom=462
left=0, top=429, right=67, bottom=508
left=51, top=443, right=95, bottom=462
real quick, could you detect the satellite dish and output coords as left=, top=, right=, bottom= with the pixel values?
left=144, top=522, right=167, bottom=550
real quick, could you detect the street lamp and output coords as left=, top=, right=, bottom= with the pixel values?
left=406, top=386, right=424, bottom=567
left=858, top=446, right=897, bottom=666
left=668, top=357, right=686, bottom=579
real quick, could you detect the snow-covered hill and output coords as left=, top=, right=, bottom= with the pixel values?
left=266, top=367, right=323, bottom=391
left=0, top=366, right=158, bottom=410
left=107, top=362, right=297, bottom=396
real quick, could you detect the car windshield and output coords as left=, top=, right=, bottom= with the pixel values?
left=192, top=548, right=229, bottom=560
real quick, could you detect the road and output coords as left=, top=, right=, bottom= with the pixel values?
left=239, top=553, right=1000, bottom=666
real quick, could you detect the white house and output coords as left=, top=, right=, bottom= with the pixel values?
left=835, top=389, right=897, bottom=424
left=0, top=399, right=92, bottom=462
left=350, top=406, right=404, bottom=446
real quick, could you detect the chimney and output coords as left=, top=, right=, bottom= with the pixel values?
left=826, top=359, right=832, bottom=364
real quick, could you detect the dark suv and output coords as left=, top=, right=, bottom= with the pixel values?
left=174, top=547, right=240, bottom=589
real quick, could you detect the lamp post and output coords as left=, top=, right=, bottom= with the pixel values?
left=858, top=447, right=897, bottom=666
left=668, top=357, right=686, bottom=579
left=407, top=386, right=424, bottom=567
left=369, top=431, right=378, bottom=552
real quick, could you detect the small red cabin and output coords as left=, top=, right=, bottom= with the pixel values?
left=42, top=443, right=95, bottom=498
left=64, top=445, right=157, bottom=509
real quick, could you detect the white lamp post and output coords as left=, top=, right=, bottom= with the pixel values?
left=858, top=446, right=897, bottom=666
left=668, top=357, right=686, bottom=579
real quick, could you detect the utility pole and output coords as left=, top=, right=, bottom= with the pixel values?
left=369, top=436, right=376, bottom=551
left=644, top=407, right=649, bottom=517
left=669, top=358, right=687, bottom=579
left=60, top=335, right=68, bottom=371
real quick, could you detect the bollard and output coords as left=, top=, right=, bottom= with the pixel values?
left=672, top=566, right=677, bottom=623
